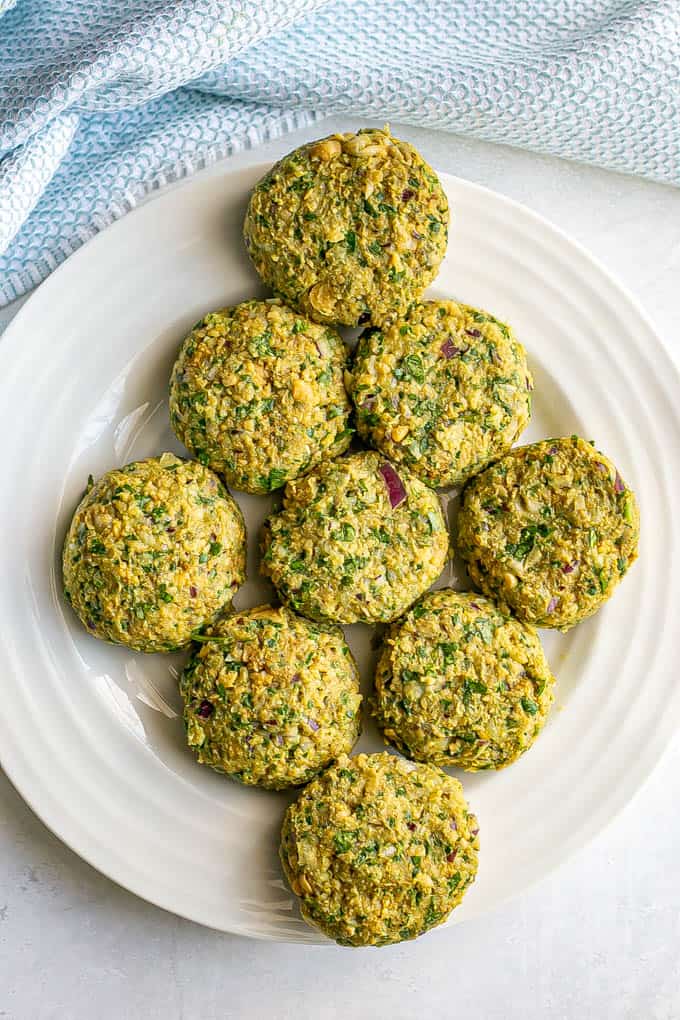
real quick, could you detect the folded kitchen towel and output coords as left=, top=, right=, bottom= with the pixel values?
left=1, top=0, right=678, bottom=306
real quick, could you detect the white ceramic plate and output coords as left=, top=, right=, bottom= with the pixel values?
left=1, top=163, right=679, bottom=943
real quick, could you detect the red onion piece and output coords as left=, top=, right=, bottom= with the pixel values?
left=307, top=718, right=320, bottom=732
left=196, top=699, right=214, bottom=719
left=446, top=850, right=458, bottom=863
left=401, top=188, right=415, bottom=201
left=406, top=821, right=416, bottom=831
left=548, top=446, right=558, bottom=455
left=361, top=396, right=376, bottom=412
left=465, top=328, right=482, bottom=338
left=561, top=562, right=578, bottom=575
left=546, top=596, right=559, bottom=613
left=449, top=818, right=458, bottom=831
left=470, top=602, right=480, bottom=610
left=189, top=585, right=198, bottom=598
left=379, top=462, right=407, bottom=508
left=595, top=461, right=608, bottom=473
left=440, top=337, right=466, bottom=359
left=614, top=472, right=625, bottom=493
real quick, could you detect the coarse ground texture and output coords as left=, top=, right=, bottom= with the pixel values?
left=169, top=299, right=352, bottom=494
left=260, top=451, right=449, bottom=625
left=62, top=454, right=246, bottom=652
left=243, top=127, right=449, bottom=327
left=349, top=299, right=532, bottom=488
left=280, top=752, right=479, bottom=946
left=180, top=604, right=361, bottom=789
left=373, top=589, right=555, bottom=770
left=456, top=436, right=640, bottom=629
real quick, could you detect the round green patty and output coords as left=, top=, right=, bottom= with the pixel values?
left=349, top=299, right=532, bottom=488
left=373, top=590, right=555, bottom=770
left=261, top=451, right=449, bottom=625
left=180, top=604, right=361, bottom=790
left=243, top=127, right=449, bottom=327
left=62, top=454, right=246, bottom=652
left=457, top=436, right=640, bottom=629
left=169, top=300, right=352, bottom=494
left=280, top=752, right=479, bottom=946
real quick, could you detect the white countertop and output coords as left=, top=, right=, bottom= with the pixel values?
left=1, top=119, right=679, bottom=1020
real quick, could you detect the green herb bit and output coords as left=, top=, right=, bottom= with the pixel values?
left=333, top=830, right=357, bottom=854
left=463, top=679, right=487, bottom=700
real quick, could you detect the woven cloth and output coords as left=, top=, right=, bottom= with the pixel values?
left=1, top=0, right=678, bottom=306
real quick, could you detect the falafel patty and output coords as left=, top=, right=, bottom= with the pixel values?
left=169, top=300, right=352, bottom=494
left=261, top=451, right=449, bottom=625
left=350, top=300, right=532, bottom=488
left=243, top=127, right=449, bottom=327
left=180, top=604, right=361, bottom=789
left=457, top=436, right=640, bottom=629
left=280, top=752, right=479, bottom=946
left=373, top=590, right=555, bottom=770
left=62, top=454, right=246, bottom=652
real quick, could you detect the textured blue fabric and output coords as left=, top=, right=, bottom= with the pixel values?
left=1, top=0, right=678, bottom=305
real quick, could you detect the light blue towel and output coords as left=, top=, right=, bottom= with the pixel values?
left=1, top=0, right=678, bottom=306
